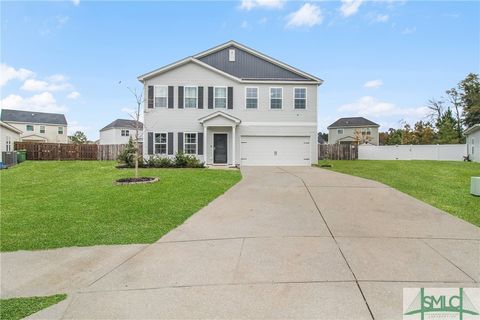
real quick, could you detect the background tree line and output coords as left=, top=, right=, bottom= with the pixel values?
left=380, top=73, right=480, bottom=145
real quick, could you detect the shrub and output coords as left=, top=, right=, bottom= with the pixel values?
left=147, top=155, right=174, bottom=168
left=117, top=138, right=144, bottom=168
left=174, top=152, right=204, bottom=168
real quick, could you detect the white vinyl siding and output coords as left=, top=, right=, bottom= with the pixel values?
left=184, top=86, right=198, bottom=108
left=214, top=87, right=227, bottom=108
left=184, top=132, right=197, bottom=154
left=270, top=87, right=283, bottom=109
left=155, top=132, right=167, bottom=154
left=294, top=88, right=306, bottom=109
left=154, top=86, right=168, bottom=108
left=245, top=87, right=258, bottom=109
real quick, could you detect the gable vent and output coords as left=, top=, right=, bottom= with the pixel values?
left=229, top=49, right=235, bottom=62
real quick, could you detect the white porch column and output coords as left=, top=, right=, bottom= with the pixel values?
left=232, top=125, right=236, bottom=167
left=203, top=125, right=208, bottom=164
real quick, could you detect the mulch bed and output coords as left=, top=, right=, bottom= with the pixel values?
left=115, top=177, right=158, bottom=185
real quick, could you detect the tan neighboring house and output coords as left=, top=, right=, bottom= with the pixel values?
left=0, top=109, right=68, bottom=143
left=0, top=121, right=22, bottom=153
left=99, top=119, right=143, bottom=145
left=465, top=123, right=480, bottom=162
left=327, top=117, right=380, bottom=145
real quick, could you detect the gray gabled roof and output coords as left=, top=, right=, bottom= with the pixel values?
left=0, top=109, right=67, bottom=125
left=100, top=119, right=143, bottom=131
left=327, top=117, right=380, bottom=129
left=138, top=41, right=323, bottom=84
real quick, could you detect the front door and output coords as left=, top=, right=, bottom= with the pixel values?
left=214, top=134, right=228, bottom=164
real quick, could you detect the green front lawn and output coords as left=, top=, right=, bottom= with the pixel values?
left=319, top=160, right=480, bottom=227
left=0, top=161, right=241, bottom=252
left=0, top=294, right=67, bottom=320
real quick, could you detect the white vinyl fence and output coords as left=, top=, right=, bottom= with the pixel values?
left=358, top=144, right=467, bottom=161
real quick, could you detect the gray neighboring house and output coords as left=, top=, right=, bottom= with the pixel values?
left=465, top=123, right=480, bottom=162
left=327, top=117, right=380, bottom=145
left=138, top=40, right=323, bottom=166
left=0, top=109, right=68, bottom=143
left=99, top=119, right=143, bottom=145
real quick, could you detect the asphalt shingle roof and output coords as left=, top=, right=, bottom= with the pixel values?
left=327, top=117, right=379, bottom=129
left=100, top=119, right=143, bottom=131
left=0, top=109, right=67, bottom=125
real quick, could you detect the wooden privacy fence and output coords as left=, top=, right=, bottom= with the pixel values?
left=318, top=144, right=358, bottom=160
left=14, top=142, right=143, bottom=161
left=98, top=143, right=143, bottom=161
left=14, top=142, right=98, bottom=160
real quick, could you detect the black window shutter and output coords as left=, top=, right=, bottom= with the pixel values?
left=208, top=87, right=213, bottom=109
left=198, top=87, right=204, bottom=109
left=178, top=132, right=184, bottom=153
left=147, top=132, right=154, bottom=154
left=168, top=132, right=174, bottom=155
left=148, top=86, right=154, bottom=109
left=228, top=87, right=233, bottom=109
left=198, top=132, right=204, bottom=155
left=178, top=86, right=184, bottom=109
left=168, top=86, right=174, bottom=109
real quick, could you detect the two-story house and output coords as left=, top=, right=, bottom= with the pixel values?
left=0, top=109, right=68, bottom=143
left=327, top=117, right=380, bottom=145
left=138, top=41, right=323, bottom=166
left=99, top=119, right=143, bottom=145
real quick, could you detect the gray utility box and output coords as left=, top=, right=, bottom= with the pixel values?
left=2, top=151, right=17, bottom=167
left=471, top=177, right=480, bottom=196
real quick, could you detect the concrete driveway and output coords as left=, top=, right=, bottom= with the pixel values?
left=2, top=166, right=479, bottom=319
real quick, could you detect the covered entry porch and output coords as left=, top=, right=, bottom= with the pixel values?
left=199, top=111, right=241, bottom=166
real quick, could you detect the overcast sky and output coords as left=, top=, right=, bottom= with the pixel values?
left=1, top=0, right=479, bottom=139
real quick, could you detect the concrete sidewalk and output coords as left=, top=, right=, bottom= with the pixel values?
left=2, top=166, right=479, bottom=319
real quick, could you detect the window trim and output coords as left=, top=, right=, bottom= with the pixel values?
left=154, top=85, right=168, bottom=108
left=5, top=136, right=11, bottom=152
left=58, top=126, right=64, bottom=135
left=245, top=86, right=259, bottom=109
left=183, top=132, right=198, bottom=155
left=269, top=87, right=283, bottom=110
left=184, top=85, right=198, bottom=109
left=293, top=87, right=307, bottom=110
left=121, top=129, right=130, bottom=137
left=26, top=124, right=34, bottom=132
left=337, top=129, right=344, bottom=135
left=214, top=86, right=228, bottom=109
left=154, top=132, right=168, bottom=155
left=39, top=125, right=46, bottom=134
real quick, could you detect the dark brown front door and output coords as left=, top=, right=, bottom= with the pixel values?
left=214, top=134, right=228, bottom=164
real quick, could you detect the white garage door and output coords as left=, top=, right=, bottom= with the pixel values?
left=240, top=136, right=311, bottom=166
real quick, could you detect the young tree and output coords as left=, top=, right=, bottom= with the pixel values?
left=445, top=88, right=463, bottom=140
left=120, top=82, right=144, bottom=179
left=459, top=73, right=480, bottom=128
left=69, top=131, right=88, bottom=144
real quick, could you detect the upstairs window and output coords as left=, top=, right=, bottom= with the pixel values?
left=26, top=125, right=34, bottom=132
left=40, top=126, right=45, bottom=133
left=270, top=88, right=283, bottom=109
left=6, top=136, right=11, bottom=152
left=154, top=86, right=168, bottom=108
left=184, top=86, right=198, bottom=108
left=246, top=87, right=258, bottom=109
left=184, top=133, right=197, bottom=155
left=294, top=88, right=307, bottom=109
left=155, top=133, right=167, bottom=154
left=337, top=129, right=344, bottom=134
left=58, top=127, right=64, bottom=134
left=121, top=130, right=130, bottom=137
left=214, top=87, right=227, bottom=108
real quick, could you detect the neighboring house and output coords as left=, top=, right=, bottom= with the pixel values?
left=327, top=117, right=380, bottom=145
left=465, top=124, right=480, bottom=162
left=138, top=40, right=323, bottom=166
left=0, top=109, right=68, bottom=143
left=99, top=119, right=143, bottom=145
left=0, top=121, right=22, bottom=153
